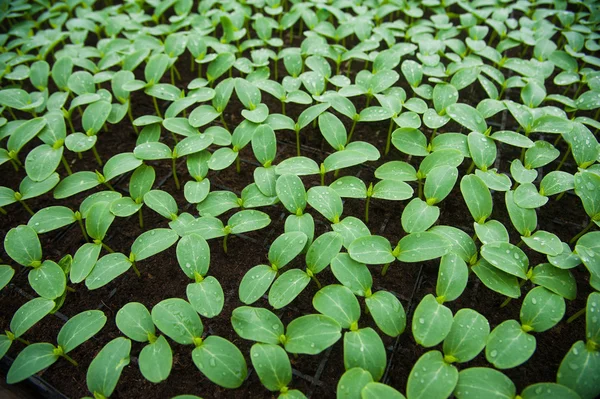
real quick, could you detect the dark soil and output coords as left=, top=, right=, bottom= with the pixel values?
left=0, top=12, right=595, bottom=399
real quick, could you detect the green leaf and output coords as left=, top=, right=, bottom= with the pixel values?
left=25, top=144, right=62, bottom=182
left=348, top=235, right=394, bottom=265
left=485, top=320, right=536, bottom=369
left=521, top=383, right=581, bottom=399
left=332, top=216, right=370, bottom=249
left=284, top=314, right=341, bottom=355
left=144, top=190, right=178, bottom=220
left=424, top=167, right=458, bottom=205
left=6, top=343, right=58, bottom=384
left=514, top=183, right=548, bottom=209
left=520, top=286, right=565, bottom=332
left=276, top=174, right=307, bottom=214
left=10, top=298, right=55, bottom=338
left=4, top=225, right=42, bottom=267
left=269, top=269, right=310, bottom=309
left=472, top=259, right=521, bottom=298
left=530, top=263, right=576, bottom=300
left=505, top=191, right=537, bottom=236
left=82, top=101, right=111, bottom=135
left=192, top=336, right=247, bottom=388
left=228, top=210, right=271, bottom=234
left=187, top=277, right=224, bottom=318
left=239, top=265, right=277, bottom=305
left=251, top=124, right=276, bottom=166
left=29, top=260, right=66, bottom=299
left=480, top=242, right=529, bottom=279
left=447, top=103, right=487, bottom=133
left=275, top=156, right=320, bottom=176
left=401, top=198, right=440, bottom=233
left=57, top=310, right=106, bottom=353
left=392, top=128, right=429, bottom=156
left=8, top=118, right=46, bottom=154
left=323, top=150, right=368, bottom=172
left=313, top=284, right=360, bottom=329
left=269, top=232, right=308, bottom=269
left=587, top=292, right=600, bottom=344
left=151, top=298, right=203, bottom=345
left=474, top=220, right=509, bottom=245
left=443, top=309, right=489, bottom=363
left=361, top=382, right=405, bottom=399
left=337, top=368, right=373, bottom=399
left=576, top=232, right=600, bottom=279
left=331, top=177, right=367, bottom=199
left=196, top=191, right=239, bottom=217
left=28, top=206, right=75, bottom=234
left=231, top=306, right=284, bottom=345
left=139, top=335, right=172, bottom=383
left=103, top=153, right=142, bottom=181
left=412, top=294, right=453, bottom=347
left=407, top=350, right=458, bottom=399
left=134, top=142, right=173, bottom=160
left=521, top=230, right=562, bottom=256
left=85, top=253, right=132, bottom=290
left=251, top=343, right=291, bottom=391
left=116, top=302, right=155, bottom=342
left=86, top=337, right=131, bottom=398
left=491, top=130, right=534, bottom=148
left=372, top=180, right=413, bottom=201
left=454, top=367, right=515, bottom=399
left=70, top=243, right=101, bottom=284
left=85, top=202, right=115, bottom=241
left=344, top=328, right=386, bottom=381
left=575, top=170, right=600, bottom=220
left=557, top=340, right=600, bottom=399
left=460, top=175, right=492, bottom=223
left=306, top=231, right=343, bottom=274
left=540, top=171, right=574, bottom=197
left=176, top=234, right=210, bottom=278
left=467, top=132, right=497, bottom=170
left=207, top=147, right=238, bottom=171
left=307, top=186, right=343, bottom=223
left=397, top=232, right=452, bottom=263
left=365, top=290, right=406, bottom=337
left=331, top=253, right=373, bottom=296
left=131, top=228, right=178, bottom=261
left=524, top=141, right=560, bottom=169
left=318, top=112, right=347, bottom=150
left=0, top=265, right=15, bottom=291
left=436, top=253, right=469, bottom=302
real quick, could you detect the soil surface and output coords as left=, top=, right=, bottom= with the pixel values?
left=0, top=10, right=595, bottom=399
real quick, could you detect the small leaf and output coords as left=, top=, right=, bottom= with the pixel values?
left=407, top=350, right=458, bottom=399
left=86, top=337, right=131, bottom=398
left=57, top=310, right=107, bottom=353
left=442, top=309, right=489, bottom=363
left=187, top=277, right=224, bottom=318
left=231, top=306, right=284, bottom=345
left=485, top=320, right=536, bottom=369
left=344, top=327, right=386, bottom=381
left=412, top=294, right=453, bottom=347
left=284, top=314, right=342, bottom=354
left=192, top=336, right=247, bottom=389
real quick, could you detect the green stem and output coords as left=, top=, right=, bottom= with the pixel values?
left=0, top=207, right=6, bottom=215
left=103, top=181, right=115, bottom=191
left=152, top=96, right=162, bottom=118
left=77, top=218, right=89, bottom=242
left=19, top=200, right=34, bottom=216
left=418, top=178, right=423, bottom=200
left=10, top=159, right=19, bottom=172
left=567, top=307, right=586, bottom=324
left=381, top=262, right=391, bottom=276
left=310, top=274, right=322, bottom=289
left=138, top=207, right=144, bottom=229
left=61, top=353, right=78, bottom=366
left=570, top=219, right=595, bottom=244
left=66, top=286, right=76, bottom=292
left=102, top=243, right=115, bottom=253
left=127, top=106, right=138, bottom=134
left=61, top=156, right=73, bottom=175
left=320, top=170, right=325, bottom=186
left=236, top=155, right=241, bottom=174
left=555, top=146, right=571, bottom=171
left=16, top=337, right=30, bottom=345
left=281, top=101, right=286, bottom=116
left=223, top=234, right=229, bottom=254
left=66, top=116, right=76, bottom=134
left=385, top=118, right=395, bottom=155
left=220, top=113, right=229, bottom=130
left=91, top=145, right=103, bottom=166
left=466, top=161, right=475, bottom=175
left=172, top=158, right=180, bottom=189
left=131, top=261, right=141, bottom=277
left=346, top=119, right=357, bottom=144
left=500, top=296, right=512, bottom=308
left=365, top=195, right=371, bottom=223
